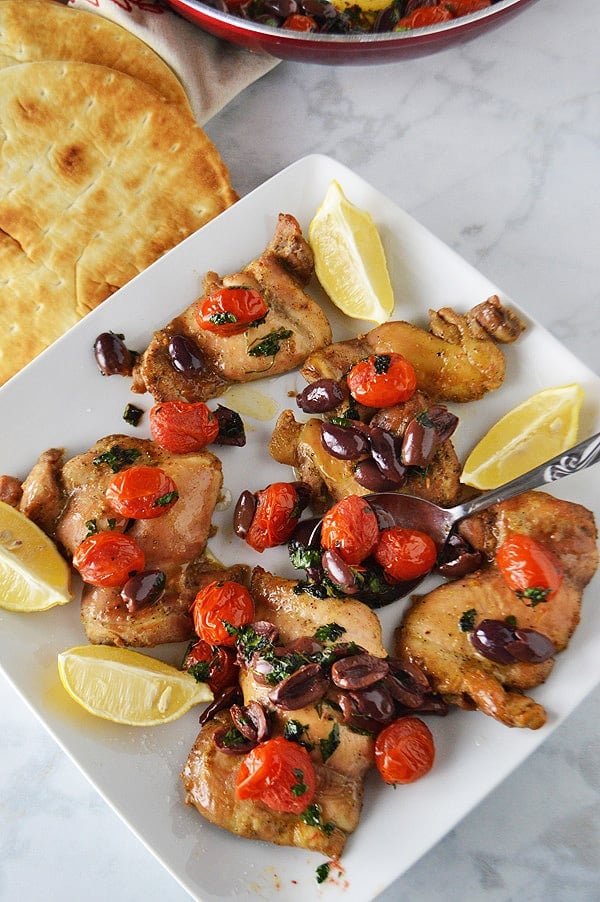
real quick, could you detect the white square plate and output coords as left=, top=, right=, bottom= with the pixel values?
left=1, top=155, right=599, bottom=901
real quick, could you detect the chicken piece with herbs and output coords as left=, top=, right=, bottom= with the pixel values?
left=301, top=295, right=524, bottom=404
left=269, top=391, right=462, bottom=511
left=181, top=567, right=438, bottom=856
left=395, top=491, right=598, bottom=729
left=132, top=213, right=332, bottom=403
left=18, top=435, right=247, bottom=646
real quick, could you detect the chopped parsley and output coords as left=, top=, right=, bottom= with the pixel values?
left=123, top=403, right=143, bottom=427
left=209, top=311, right=237, bottom=326
left=373, top=353, right=391, bottom=374
left=218, top=726, right=248, bottom=750
left=247, top=328, right=293, bottom=358
left=84, top=519, right=98, bottom=537
left=319, top=722, right=340, bottom=763
left=92, top=444, right=141, bottom=473
left=517, top=586, right=551, bottom=607
left=284, top=720, right=314, bottom=751
left=154, top=490, right=179, bottom=507
left=315, top=862, right=331, bottom=884
left=459, top=608, right=477, bottom=632
left=314, top=622, right=346, bottom=643
left=300, top=803, right=335, bottom=836
left=291, top=768, right=309, bottom=798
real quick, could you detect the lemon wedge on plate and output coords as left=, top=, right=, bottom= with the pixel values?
left=0, top=500, right=73, bottom=612
left=57, top=645, right=213, bottom=726
left=309, top=180, right=395, bottom=325
left=461, top=383, right=584, bottom=490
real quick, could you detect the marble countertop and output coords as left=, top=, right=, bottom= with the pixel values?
left=2, top=0, right=599, bottom=899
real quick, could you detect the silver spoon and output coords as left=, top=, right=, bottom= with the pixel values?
left=368, top=430, right=600, bottom=553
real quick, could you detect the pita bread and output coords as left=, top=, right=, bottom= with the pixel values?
left=0, top=0, right=193, bottom=117
left=0, top=60, right=237, bottom=386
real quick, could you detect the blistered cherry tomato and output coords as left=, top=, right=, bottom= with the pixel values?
left=321, top=495, right=380, bottom=565
left=72, top=532, right=145, bottom=588
left=244, top=482, right=308, bottom=553
left=196, top=287, right=268, bottom=336
left=374, top=717, right=435, bottom=785
left=235, top=736, right=317, bottom=814
left=445, top=0, right=491, bottom=15
left=394, top=7, right=453, bottom=29
left=105, top=465, right=178, bottom=519
left=346, top=353, right=417, bottom=408
left=496, top=533, right=563, bottom=606
left=191, top=580, right=254, bottom=647
left=374, top=526, right=437, bottom=582
left=283, top=13, right=318, bottom=31
left=149, top=400, right=219, bottom=453
left=183, top=639, right=239, bottom=694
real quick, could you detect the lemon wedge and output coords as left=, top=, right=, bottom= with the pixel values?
left=309, top=180, right=395, bottom=325
left=0, top=500, right=73, bottom=612
left=461, top=383, right=584, bottom=490
left=57, top=645, right=213, bottom=726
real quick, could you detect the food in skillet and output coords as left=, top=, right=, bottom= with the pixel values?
left=395, top=491, right=599, bottom=728
left=201, top=0, right=496, bottom=35
left=181, top=566, right=441, bottom=855
left=131, top=214, right=332, bottom=403
left=14, top=435, right=248, bottom=646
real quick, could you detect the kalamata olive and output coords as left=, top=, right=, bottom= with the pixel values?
left=198, top=685, right=242, bottom=726
left=167, top=334, right=204, bottom=374
left=436, top=534, right=484, bottom=579
left=251, top=620, right=280, bottom=643
left=427, top=406, right=459, bottom=444
left=296, top=378, right=345, bottom=413
left=471, top=620, right=555, bottom=665
left=268, top=663, right=328, bottom=710
left=290, top=517, right=321, bottom=549
left=230, top=701, right=270, bottom=742
left=120, top=569, right=166, bottom=612
left=354, top=458, right=401, bottom=492
left=233, top=490, right=256, bottom=538
left=373, top=5, right=399, bottom=31
left=348, top=683, right=395, bottom=724
left=320, top=421, right=370, bottom=460
left=321, top=549, right=359, bottom=594
left=213, top=725, right=256, bottom=754
left=388, top=657, right=431, bottom=694
left=262, top=0, right=297, bottom=17
left=505, top=628, right=556, bottom=664
left=368, top=427, right=407, bottom=484
left=401, top=419, right=437, bottom=468
left=93, top=331, right=133, bottom=376
left=331, top=653, right=389, bottom=690
left=382, top=673, right=425, bottom=708
left=213, top=405, right=246, bottom=446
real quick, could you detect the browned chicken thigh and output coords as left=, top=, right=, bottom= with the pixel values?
left=18, top=435, right=247, bottom=646
left=132, top=213, right=332, bottom=403
left=181, top=567, right=389, bottom=857
left=395, top=492, right=598, bottom=729
left=301, top=295, right=524, bottom=404
left=269, top=391, right=462, bottom=511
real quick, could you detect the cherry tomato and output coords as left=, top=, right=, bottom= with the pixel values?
left=321, top=495, right=380, bottom=565
left=235, top=736, right=317, bottom=814
left=191, top=580, right=254, bottom=647
left=149, top=400, right=219, bottom=453
left=73, top=531, right=146, bottom=588
left=445, top=0, right=491, bottom=15
left=394, top=7, right=453, bottom=29
left=346, top=353, right=417, bottom=408
left=183, top=639, right=239, bottom=694
left=496, top=533, right=563, bottom=606
left=375, top=717, right=435, bottom=785
left=244, top=482, right=308, bottom=553
left=105, top=465, right=178, bottom=519
left=373, top=526, right=438, bottom=582
left=283, top=13, right=318, bottom=31
left=196, top=287, right=268, bottom=336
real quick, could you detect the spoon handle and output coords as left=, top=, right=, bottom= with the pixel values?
left=452, top=430, right=600, bottom=523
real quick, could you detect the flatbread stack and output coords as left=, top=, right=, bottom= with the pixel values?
left=0, top=0, right=237, bottom=387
